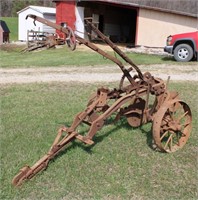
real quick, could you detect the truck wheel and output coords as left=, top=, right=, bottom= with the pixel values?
left=174, top=44, right=193, bottom=62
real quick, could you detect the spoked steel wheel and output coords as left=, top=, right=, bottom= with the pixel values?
left=66, top=26, right=76, bottom=51
left=152, top=100, right=192, bottom=153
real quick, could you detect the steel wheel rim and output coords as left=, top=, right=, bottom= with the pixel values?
left=66, top=27, right=76, bottom=51
left=153, top=100, right=192, bottom=153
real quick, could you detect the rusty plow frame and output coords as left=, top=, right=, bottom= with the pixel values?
left=12, top=15, right=192, bottom=186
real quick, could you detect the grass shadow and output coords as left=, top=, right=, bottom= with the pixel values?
left=139, top=124, right=153, bottom=150
left=161, top=56, right=175, bottom=62
left=55, top=116, right=154, bottom=159
left=19, top=117, right=156, bottom=184
left=161, top=55, right=198, bottom=62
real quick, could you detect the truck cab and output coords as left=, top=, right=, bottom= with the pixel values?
left=164, top=31, right=198, bottom=62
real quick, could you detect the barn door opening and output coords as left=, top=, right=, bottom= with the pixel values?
left=78, top=2, right=138, bottom=45
left=101, top=5, right=138, bottom=45
left=127, top=9, right=137, bottom=45
left=99, top=15, right=104, bottom=33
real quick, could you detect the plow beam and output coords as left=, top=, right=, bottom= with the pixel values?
left=12, top=127, right=93, bottom=186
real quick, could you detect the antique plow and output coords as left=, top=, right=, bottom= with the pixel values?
left=12, top=15, right=192, bottom=186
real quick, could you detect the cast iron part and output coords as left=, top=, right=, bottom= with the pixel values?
left=12, top=15, right=192, bottom=186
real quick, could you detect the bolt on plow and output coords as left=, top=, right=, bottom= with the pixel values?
left=12, top=15, right=192, bottom=186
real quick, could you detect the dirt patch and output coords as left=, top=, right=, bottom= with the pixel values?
left=76, top=43, right=167, bottom=56
left=0, top=64, right=197, bottom=85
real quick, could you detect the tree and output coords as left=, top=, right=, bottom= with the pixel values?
left=1, top=0, right=55, bottom=17
left=1, top=0, right=13, bottom=17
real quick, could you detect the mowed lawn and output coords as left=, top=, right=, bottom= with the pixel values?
left=0, top=81, right=197, bottom=199
left=0, top=42, right=183, bottom=68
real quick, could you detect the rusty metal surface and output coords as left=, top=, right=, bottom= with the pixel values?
left=12, top=15, right=192, bottom=186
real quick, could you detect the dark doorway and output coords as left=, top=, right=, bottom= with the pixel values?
left=98, top=15, right=104, bottom=33
left=103, top=6, right=137, bottom=44
left=79, top=2, right=138, bottom=45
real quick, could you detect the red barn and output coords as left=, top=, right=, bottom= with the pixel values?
left=53, top=0, right=197, bottom=47
left=56, top=1, right=76, bottom=28
left=54, top=0, right=78, bottom=39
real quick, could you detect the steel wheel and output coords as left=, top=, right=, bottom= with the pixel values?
left=126, top=98, right=146, bottom=127
left=152, top=100, right=192, bottom=153
left=66, top=26, right=76, bottom=51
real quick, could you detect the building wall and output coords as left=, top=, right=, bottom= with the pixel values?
left=18, top=9, right=43, bottom=41
left=75, top=6, right=85, bottom=38
left=56, top=1, right=76, bottom=28
left=56, top=1, right=76, bottom=38
left=18, top=9, right=55, bottom=41
left=137, top=8, right=197, bottom=47
left=43, top=13, right=56, bottom=33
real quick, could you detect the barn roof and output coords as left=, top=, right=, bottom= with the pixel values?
left=97, top=0, right=198, bottom=17
left=17, top=6, right=56, bottom=15
left=53, top=0, right=197, bottom=17
left=0, top=20, right=10, bottom=33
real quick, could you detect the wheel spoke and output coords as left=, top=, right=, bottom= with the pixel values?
left=164, top=133, right=173, bottom=150
left=171, top=102, right=182, bottom=120
left=181, top=121, right=190, bottom=128
left=178, top=137, right=181, bottom=146
left=162, top=115, right=170, bottom=123
left=167, top=103, right=178, bottom=120
left=177, top=132, right=180, bottom=146
left=160, top=130, right=169, bottom=141
left=178, top=111, right=188, bottom=121
left=170, top=134, right=173, bottom=151
left=177, top=131, right=185, bottom=146
left=152, top=100, right=192, bottom=153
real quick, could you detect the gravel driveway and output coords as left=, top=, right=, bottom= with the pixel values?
left=0, top=64, right=197, bottom=84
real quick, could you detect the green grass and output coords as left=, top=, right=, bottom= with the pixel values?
left=1, top=44, right=196, bottom=68
left=0, top=17, right=18, bottom=41
left=0, top=81, right=197, bottom=199
left=0, top=45, right=111, bottom=67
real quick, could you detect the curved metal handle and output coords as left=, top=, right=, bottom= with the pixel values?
left=26, top=14, right=37, bottom=26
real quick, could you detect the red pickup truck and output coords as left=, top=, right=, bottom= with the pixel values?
left=164, top=31, right=198, bottom=62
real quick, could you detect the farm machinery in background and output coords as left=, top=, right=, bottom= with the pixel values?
left=22, top=30, right=58, bottom=52
left=12, top=15, right=192, bottom=186
left=22, top=20, right=76, bottom=52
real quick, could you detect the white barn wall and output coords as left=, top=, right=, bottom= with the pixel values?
left=137, top=9, right=197, bottom=47
left=18, top=8, right=43, bottom=41
left=43, top=14, right=56, bottom=33
left=18, top=6, right=56, bottom=41
left=75, top=6, right=85, bottom=38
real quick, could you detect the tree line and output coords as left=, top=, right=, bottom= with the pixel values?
left=1, top=0, right=55, bottom=17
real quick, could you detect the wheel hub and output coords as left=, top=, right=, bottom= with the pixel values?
left=178, top=48, right=189, bottom=59
left=168, top=120, right=181, bottom=131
